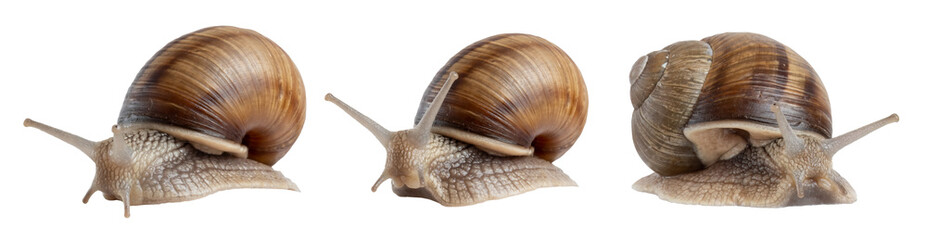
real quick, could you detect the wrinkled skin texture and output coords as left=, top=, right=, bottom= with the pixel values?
left=386, top=132, right=576, bottom=206
left=86, top=129, right=298, bottom=217
left=633, top=136, right=854, bottom=207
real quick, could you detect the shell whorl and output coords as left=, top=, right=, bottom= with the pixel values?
left=414, top=33, right=588, bottom=161
left=117, top=26, right=306, bottom=166
left=631, top=32, right=831, bottom=176
left=690, top=33, right=831, bottom=138
left=630, top=40, right=713, bottom=176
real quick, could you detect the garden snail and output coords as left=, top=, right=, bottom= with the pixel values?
left=23, top=26, right=304, bottom=217
left=325, top=33, right=587, bottom=206
left=629, top=32, right=899, bottom=206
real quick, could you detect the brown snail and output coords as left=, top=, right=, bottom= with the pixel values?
left=23, top=26, right=304, bottom=217
left=629, top=32, right=899, bottom=207
left=325, top=33, right=587, bottom=206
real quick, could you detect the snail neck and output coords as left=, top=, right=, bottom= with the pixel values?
left=326, top=72, right=461, bottom=193
left=768, top=104, right=842, bottom=200
left=764, top=136, right=847, bottom=202
left=375, top=132, right=489, bottom=195
left=372, top=130, right=435, bottom=192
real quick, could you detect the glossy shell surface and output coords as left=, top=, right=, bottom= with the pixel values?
left=415, top=34, right=588, bottom=161
left=118, top=26, right=306, bottom=166
left=630, top=32, right=831, bottom=176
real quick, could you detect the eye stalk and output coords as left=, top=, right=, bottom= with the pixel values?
left=410, top=72, right=458, bottom=147
left=326, top=72, right=459, bottom=192
left=770, top=104, right=804, bottom=158
left=822, top=113, right=899, bottom=159
left=24, top=118, right=99, bottom=160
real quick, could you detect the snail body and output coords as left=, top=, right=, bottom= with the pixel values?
left=326, top=34, right=587, bottom=206
left=24, top=26, right=304, bottom=217
left=630, top=32, right=898, bottom=207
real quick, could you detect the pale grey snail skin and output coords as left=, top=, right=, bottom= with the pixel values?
left=23, top=26, right=304, bottom=217
left=630, top=32, right=899, bottom=207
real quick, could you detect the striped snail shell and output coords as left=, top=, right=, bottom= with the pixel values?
left=327, top=33, right=587, bottom=206
left=24, top=26, right=304, bottom=217
left=415, top=33, right=588, bottom=161
left=629, top=32, right=898, bottom=207
left=118, top=26, right=306, bottom=166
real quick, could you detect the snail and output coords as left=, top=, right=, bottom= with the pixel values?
left=629, top=32, right=899, bottom=207
left=325, top=33, right=587, bottom=206
left=23, top=26, right=305, bottom=217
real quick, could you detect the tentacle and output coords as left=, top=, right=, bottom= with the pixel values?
left=82, top=187, right=96, bottom=204
left=823, top=114, right=899, bottom=158
left=325, top=94, right=394, bottom=148
left=122, top=190, right=131, bottom=218
left=24, top=118, right=99, bottom=160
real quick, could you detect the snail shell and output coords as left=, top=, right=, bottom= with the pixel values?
left=629, top=32, right=898, bottom=207
left=327, top=33, right=586, bottom=206
left=24, top=26, right=303, bottom=217
left=119, top=26, right=306, bottom=166
left=415, top=33, right=588, bottom=161
left=631, top=32, right=830, bottom=176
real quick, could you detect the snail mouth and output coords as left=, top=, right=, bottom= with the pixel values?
left=371, top=170, right=390, bottom=192
left=787, top=172, right=855, bottom=206
left=391, top=185, right=438, bottom=202
left=370, top=166, right=424, bottom=192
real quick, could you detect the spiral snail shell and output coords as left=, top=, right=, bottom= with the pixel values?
left=24, top=26, right=304, bottom=217
left=326, top=33, right=587, bottom=206
left=629, top=32, right=898, bottom=207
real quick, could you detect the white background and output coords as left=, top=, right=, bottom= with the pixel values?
left=2, top=0, right=923, bottom=239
